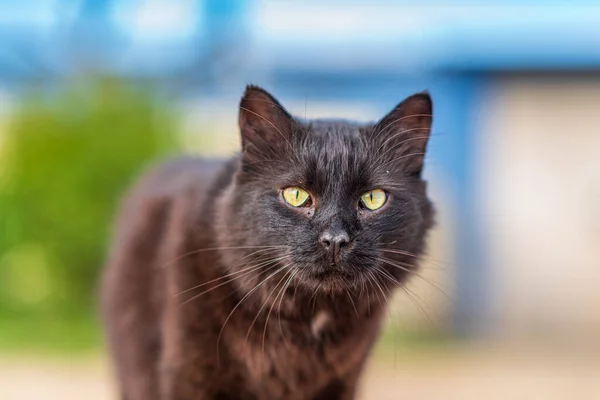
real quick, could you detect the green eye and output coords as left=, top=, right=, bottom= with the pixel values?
left=282, top=187, right=311, bottom=207
left=361, top=189, right=387, bottom=210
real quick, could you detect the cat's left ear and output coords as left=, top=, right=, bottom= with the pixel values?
left=372, top=92, right=433, bottom=175
left=239, top=85, right=294, bottom=156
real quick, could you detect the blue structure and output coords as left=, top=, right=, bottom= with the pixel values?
left=1, top=0, right=599, bottom=336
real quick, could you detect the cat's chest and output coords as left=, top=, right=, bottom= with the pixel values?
left=228, top=310, right=379, bottom=399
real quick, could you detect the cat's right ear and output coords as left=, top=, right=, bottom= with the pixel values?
left=371, top=92, right=433, bottom=176
left=239, top=85, right=294, bottom=156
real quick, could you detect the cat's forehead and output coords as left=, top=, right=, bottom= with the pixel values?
left=301, top=119, right=371, bottom=158
left=304, top=119, right=366, bottom=150
left=291, top=119, right=376, bottom=192
left=307, top=119, right=365, bottom=137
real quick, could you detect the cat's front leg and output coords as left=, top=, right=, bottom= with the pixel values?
left=157, top=306, right=218, bottom=400
left=312, top=378, right=359, bottom=400
left=158, top=357, right=215, bottom=400
left=159, top=358, right=258, bottom=400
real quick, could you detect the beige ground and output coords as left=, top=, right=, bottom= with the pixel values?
left=2, top=345, right=599, bottom=400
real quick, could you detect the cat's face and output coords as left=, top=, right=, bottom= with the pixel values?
left=219, top=86, right=434, bottom=300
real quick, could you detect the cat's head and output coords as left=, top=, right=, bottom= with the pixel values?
left=217, top=85, right=434, bottom=304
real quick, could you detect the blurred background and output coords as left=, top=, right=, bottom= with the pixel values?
left=1, top=1, right=599, bottom=399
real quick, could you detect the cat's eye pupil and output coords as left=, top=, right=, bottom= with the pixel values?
left=361, top=189, right=386, bottom=211
left=283, top=187, right=310, bottom=208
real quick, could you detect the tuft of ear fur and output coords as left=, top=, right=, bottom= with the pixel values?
left=239, top=85, right=294, bottom=157
left=372, top=92, right=433, bottom=176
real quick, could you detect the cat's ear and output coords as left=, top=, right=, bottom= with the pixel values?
left=239, top=85, right=294, bottom=155
left=372, top=92, right=432, bottom=175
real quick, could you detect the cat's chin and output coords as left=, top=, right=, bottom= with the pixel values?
left=302, top=269, right=360, bottom=294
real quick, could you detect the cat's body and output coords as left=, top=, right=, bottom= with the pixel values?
left=102, top=86, right=435, bottom=400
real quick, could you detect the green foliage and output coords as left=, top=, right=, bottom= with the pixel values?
left=0, top=78, right=179, bottom=349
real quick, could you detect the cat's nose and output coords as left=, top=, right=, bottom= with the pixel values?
left=319, top=230, right=350, bottom=260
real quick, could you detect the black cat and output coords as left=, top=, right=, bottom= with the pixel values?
left=101, top=85, right=435, bottom=399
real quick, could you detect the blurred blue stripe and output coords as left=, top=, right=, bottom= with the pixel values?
left=1, top=1, right=599, bottom=80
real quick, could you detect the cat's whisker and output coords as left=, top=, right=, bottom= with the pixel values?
left=379, top=248, right=450, bottom=269
left=358, top=273, right=367, bottom=303
left=236, top=254, right=293, bottom=276
left=309, top=282, right=321, bottom=311
left=178, top=255, right=290, bottom=304
left=160, top=245, right=287, bottom=269
left=360, top=273, right=378, bottom=315
left=374, top=267, right=425, bottom=344
left=345, top=288, right=360, bottom=318
left=400, top=285, right=439, bottom=334
left=195, top=253, right=292, bottom=305
left=291, top=277, right=300, bottom=305
left=175, top=253, right=288, bottom=298
left=231, top=249, right=290, bottom=272
left=372, top=264, right=406, bottom=367
left=361, top=275, right=372, bottom=315
left=368, top=270, right=390, bottom=309
left=175, top=264, right=265, bottom=298
left=178, top=263, right=280, bottom=307
left=372, top=269, right=400, bottom=362
left=375, top=267, right=398, bottom=286
left=277, top=268, right=299, bottom=351
left=365, top=271, right=382, bottom=308
left=375, top=268, right=399, bottom=367
left=235, top=247, right=287, bottom=265
left=245, top=265, right=294, bottom=343
left=216, top=263, right=291, bottom=367
left=387, top=257, right=446, bottom=279
left=379, top=255, right=446, bottom=283
left=403, top=284, right=441, bottom=322
left=377, top=257, right=454, bottom=303
left=261, top=266, right=297, bottom=366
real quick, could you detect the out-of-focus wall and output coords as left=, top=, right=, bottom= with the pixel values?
left=480, top=75, right=600, bottom=344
